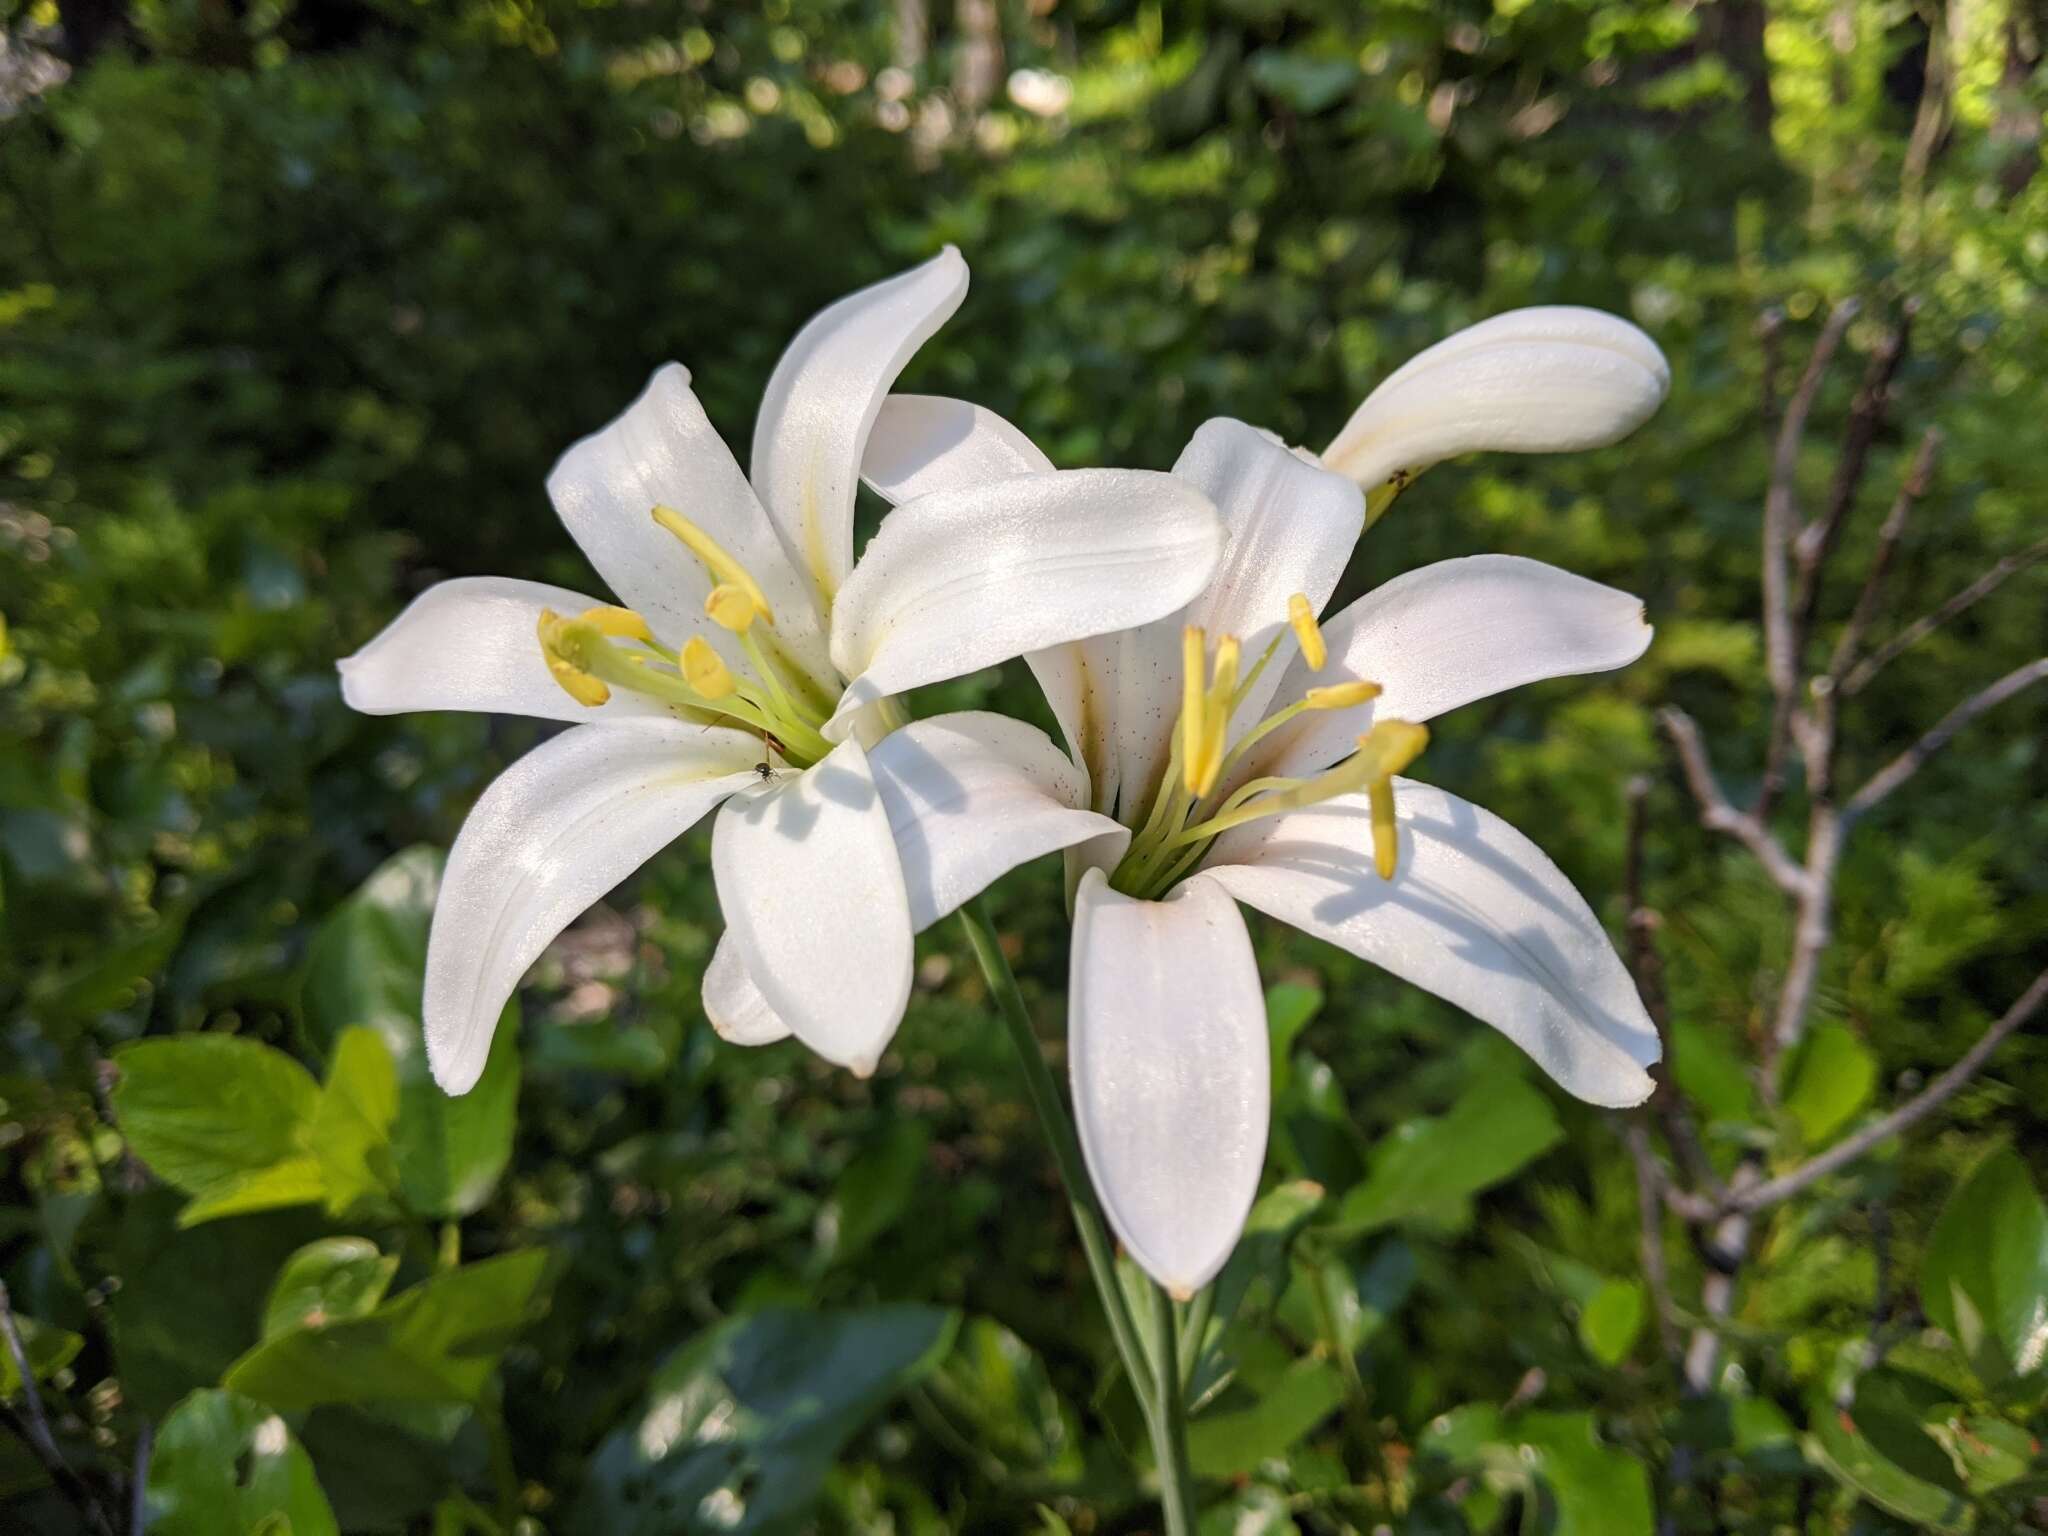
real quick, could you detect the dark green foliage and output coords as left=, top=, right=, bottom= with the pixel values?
left=2, top=0, right=2045, bottom=1531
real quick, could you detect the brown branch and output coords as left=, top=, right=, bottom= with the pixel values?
left=1730, top=966, right=2048, bottom=1213
left=1659, top=707, right=1810, bottom=897
left=1826, top=427, right=1942, bottom=685
left=1845, top=657, right=2048, bottom=821
left=1843, top=533, right=2048, bottom=695
left=1793, top=303, right=1915, bottom=644
left=1626, top=1120, right=1686, bottom=1366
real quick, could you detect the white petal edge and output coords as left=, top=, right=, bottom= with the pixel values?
left=750, top=249, right=970, bottom=613
left=1203, top=780, right=1659, bottom=1107
left=424, top=721, right=762, bottom=1093
left=546, top=363, right=833, bottom=686
left=1069, top=868, right=1269, bottom=1297
left=1322, top=306, right=1670, bottom=489
left=868, top=712, right=1129, bottom=931
left=823, top=468, right=1224, bottom=740
left=1250, top=555, right=1651, bottom=785
left=337, top=576, right=677, bottom=723
left=710, top=736, right=914, bottom=1075
left=862, top=394, right=1054, bottom=505
left=702, top=934, right=793, bottom=1046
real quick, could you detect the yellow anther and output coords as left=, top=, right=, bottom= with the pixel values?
left=1303, top=679, right=1382, bottom=711
left=1188, top=634, right=1241, bottom=796
left=1180, top=626, right=1209, bottom=796
left=1288, top=593, right=1327, bottom=671
left=577, top=604, right=654, bottom=644
left=536, top=608, right=610, bottom=708
left=652, top=505, right=775, bottom=625
left=1358, top=719, right=1430, bottom=779
left=704, top=583, right=760, bottom=633
left=1369, top=777, right=1399, bottom=880
left=680, top=636, right=737, bottom=700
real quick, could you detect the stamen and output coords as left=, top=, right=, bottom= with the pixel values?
left=1179, top=626, right=1208, bottom=796
left=704, top=583, right=760, bottom=633
left=536, top=609, right=611, bottom=707
left=1191, top=635, right=1240, bottom=796
left=652, top=505, right=776, bottom=625
left=1303, top=680, right=1381, bottom=711
left=1287, top=593, right=1327, bottom=671
left=576, top=605, right=655, bottom=643
left=680, top=636, right=737, bottom=699
left=1370, top=777, right=1400, bottom=879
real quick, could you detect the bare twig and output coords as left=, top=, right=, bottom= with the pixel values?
left=1845, top=657, right=2048, bottom=821
left=1730, top=967, right=2048, bottom=1213
left=1659, top=708, right=1809, bottom=897
left=1793, top=304, right=1914, bottom=644
left=1843, top=534, right=2048, bottom=695
left=1625, top=1121, right=1685, bottom=1365
left=1827, top=427, right=1942, bottom=684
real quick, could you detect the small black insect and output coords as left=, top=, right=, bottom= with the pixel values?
left=754, top=761, right=776, bottom=781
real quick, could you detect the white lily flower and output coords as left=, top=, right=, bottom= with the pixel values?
left=339, top=250, right=1222, bottom=1092
left=855, top=309, right=1667, bottom=1296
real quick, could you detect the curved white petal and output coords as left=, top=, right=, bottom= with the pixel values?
left=546, top=364, right=833, bottom=686
left=710, top=737, right=913, bottom=1075
left=1203, top=780, right=1658, bottom=1107
left=337, top=577, right=676, bottom=723
left=425, top=722, right=762, bottom=1093
left=1322, top=307, right=1669, bottom=489
left=862, top=394, right=1053, bottom=505
left=1251, top=555, right=1651, bottom=784
left=823, top=469, right=1223, bottom=739
left=702, top=934, right=793, bottom=1046
left=869, top=712, right=1128, bottom=930
left=1069, top=869, right=1269, bottom=1297
left=751, top=249, right=970, bottom=613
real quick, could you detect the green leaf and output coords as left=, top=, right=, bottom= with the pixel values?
left=1186, top=1359, right=1344, bottom=1478
left=1207, top=1179, right=1326, bottom=1343
left=112, top=1035, right=324, bottom=1227
left=1198, top=1484, right=1301, bottom=1536
left=1265, top=982, right=1323, bottom=1098
left=1806, top=1392, right=1972, bottom=1532
left=1333, top=1078, right=1563, bottom=1235
left=145, top=1389, right=338, bottom=1536
left=1931, top=1412, right=2036, bottom=1492
left=1516, top=1411, right=1655, bottom=1536
left=1577, top=1279, right=1646, bottom=1367
left=815, top=1120, right=929, bottom=1270
left=1246, top=48, right=1358, bottom=113
left=0, top=1313, right=83, bottom=1398
left=310, top=1027, right=400, bottom=1218
left=1781, top=1022, right=1876, bottom=1144
left=925, top=1317, right=1083, bottom=1481
left=1669, top=1018, right=1760, bottom=1125
left=224, top=1249, right=549, bottom=1412
left=301, top=847, right=519, bottom=1218
left=1920, top=1147, right=2048, bottom=1383
left=261, top=1238, right=398, bottom=1340
left=573, top=1306, right=957, bottom=1535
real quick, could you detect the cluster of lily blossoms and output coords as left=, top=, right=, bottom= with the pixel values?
left=340, top=248, right=1671, bottom=1296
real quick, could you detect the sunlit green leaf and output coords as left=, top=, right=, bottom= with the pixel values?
left=1806, top=1391, right=1972, bottom=1532
left=1920, top=1147, right=2048, bottom=1384
left=310, top=1027, right=400, bottom=1218
left=261, top=1237, right=398, bottom=1340
left=145, top=1389, right=338, bottom=1536
left=1333, top=1078, right=1562, bottom=1235
left=1577, top=1279, right=1646, bottom=1367
left=1186, top=1359, right=1344, bottom=1478
left=1781, top=1022, right=1876, bottom=1145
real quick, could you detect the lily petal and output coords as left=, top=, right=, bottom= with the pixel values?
left=823, top=469, right=1223, bottom=740
left=869, top=712, right=1129, bottom=930
left=546, top=364, right=833, bottom=686
left=425, top=721, right=762, bottom=1093
left=711, top=737, right=914, bottom=1075
left=337, top=576, right=676, bottom=723
left=1203, top=780, right=1659, bottom=1107
left=751, top=249, right=970, bottom=613
left=1069, top=869, right=1269, bottom=1297
left=862, top=394, right=1053, bottom=504
left=702, top=934, right=793, bottom=1046
left=1249, top=555, right=1652, bottom=784
left=1322, top=307, right=1669, bottom=490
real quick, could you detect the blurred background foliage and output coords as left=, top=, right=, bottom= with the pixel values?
left=1, top=0, right=2045, bottom=1530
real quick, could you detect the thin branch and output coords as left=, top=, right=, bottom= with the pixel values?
left=1793, top=302, right=1915, bottom=643
left=0, top=1285, right=115, bottom=1536
left=1845, top=657, right=2048, bottom=821
left=1659, top=707, right=1810, bottom=897
left=1843, top=533, right=2048, bottom=695
left=1827, top=427, right=1942, bottom=685
left=1731, top=966, right=2048, bottom=1212
left=1625, top=1120, right=1685, bottom=1365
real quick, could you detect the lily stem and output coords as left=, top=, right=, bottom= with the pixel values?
left=956, top=899, right=1197, bottom=1532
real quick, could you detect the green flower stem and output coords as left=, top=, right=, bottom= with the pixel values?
left=956, top=899, right=1196, bottom=1533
